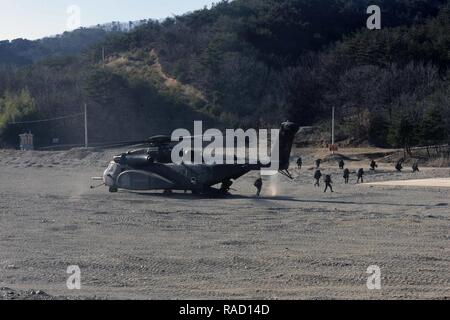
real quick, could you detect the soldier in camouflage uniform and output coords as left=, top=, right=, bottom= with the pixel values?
left=254, top=178, right=263, bottom=197
left=343, top=168, right=350, bottom=184
left=324, top=174, right=334, bottom=193
left=357, top=168, right=365, bottom=184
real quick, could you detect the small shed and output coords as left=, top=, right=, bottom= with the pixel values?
left=19, top=132, right=34, bottom=151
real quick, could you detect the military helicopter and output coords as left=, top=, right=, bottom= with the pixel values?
left=92, top=121, right=299, bottom=195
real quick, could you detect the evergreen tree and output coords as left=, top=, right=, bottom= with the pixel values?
left=421, top=105, right=448, bottom=145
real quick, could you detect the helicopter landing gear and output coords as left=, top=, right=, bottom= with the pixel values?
left=109, top=186, right=118, bottom=193
left=163, top=189, right=173, bottom=195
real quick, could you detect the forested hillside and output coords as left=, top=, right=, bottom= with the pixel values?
left=0, top=28, right=111, bottom=66
left=0, top=0, right=449, bottom=148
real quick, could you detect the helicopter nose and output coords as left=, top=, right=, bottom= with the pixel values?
left=103, top=161, right=121, bottom=187
left=103, top=170, right=114, bottom=187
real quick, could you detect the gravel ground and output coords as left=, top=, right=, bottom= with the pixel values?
left=0, top=148, right=449, bottom=300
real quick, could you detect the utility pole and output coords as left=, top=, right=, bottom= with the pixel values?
left=102, top=46, right=105, bottom=63
left=84, top=103, right=89, bottom=148
left=331, top=106, right=335, bottom=154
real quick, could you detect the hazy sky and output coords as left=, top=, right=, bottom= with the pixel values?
left=0, top=0, right=217, bottom=41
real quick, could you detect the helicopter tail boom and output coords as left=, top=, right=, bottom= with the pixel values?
left=268, top=121, right=300, bottom=171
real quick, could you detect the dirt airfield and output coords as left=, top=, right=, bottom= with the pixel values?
left=0, top=147, right=449, bottom=300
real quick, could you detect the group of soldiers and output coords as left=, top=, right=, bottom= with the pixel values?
left=395, top=158, right=420, bottom=173
left=308, top=158, right=366, bottom=193
left=251, top=156, right=421, bottom=196
left=299, top=156, right=419, bottom=194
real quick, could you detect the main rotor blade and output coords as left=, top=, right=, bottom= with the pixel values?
left=90, top=139, right=151, bottom=149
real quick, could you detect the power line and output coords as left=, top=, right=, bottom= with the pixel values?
left=9, top=112, right=85, bottom=125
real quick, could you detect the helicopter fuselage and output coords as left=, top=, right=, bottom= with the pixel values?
left=103, top=160, right=259, bottom=193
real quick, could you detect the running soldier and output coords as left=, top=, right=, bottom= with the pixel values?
left=357, top=168, right=364, bottom=184
left=220, top=180, right=233, bottom=194
left=297, top=157, right=303, bottom=170
left=343, top=168, right=350, bottom=184
left=412, top=161, right=420, bottom=173
left=324, top=174, right=334, bottom=193
left=314, top=170, right=322, bottom=187
left=254, top=178, right=263, bottom=197
left=370, top=160, right=378, bottom=171
left=315, top=159, right=322, bottom=169
left=395, top=160, right=403, bottom=172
